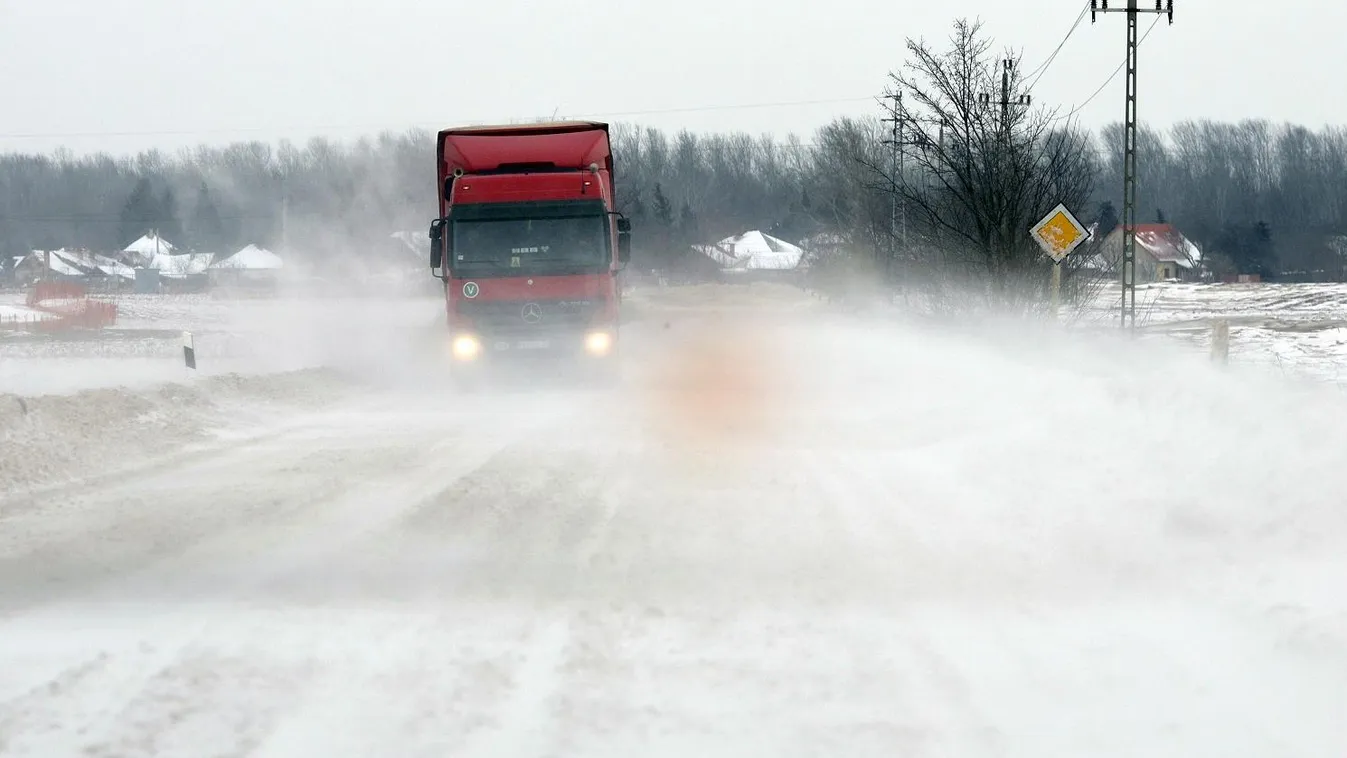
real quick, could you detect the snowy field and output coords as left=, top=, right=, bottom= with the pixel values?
left=2, top=282, right=1346, bottom=756
left=0, top=291, right=445, bottom=396
left=1081, top=281, right=1347, bottom=387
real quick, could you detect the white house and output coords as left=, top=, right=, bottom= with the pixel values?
left=1099, top=224, right=1204, bottom=282
left=693, top=230, right=806, bottom=273
left=208, top=244, right=283, bottom=290
left=123, top=232, right=176, bottom=267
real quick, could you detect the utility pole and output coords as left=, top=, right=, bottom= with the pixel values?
left=980, top=59, right=1032, bottom=140
left=280, top=173, right=289, bottom=255
left=881, top=92, right=900, bottom=264
left=881, top=92, right=917, bottom=275
left=979, top=59, right=1031, bottom=263
left=1092, top=0, right=1174, bottom=331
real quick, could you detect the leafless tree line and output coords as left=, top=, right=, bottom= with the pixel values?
left=2, top=18, right=1345, bottom=295
left=0, top=133, right=434, bottom=261
left=1100, top=120, right=1347, bottom=278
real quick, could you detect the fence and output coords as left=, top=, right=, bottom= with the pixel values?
left=0, top=311, right=56, bottom=330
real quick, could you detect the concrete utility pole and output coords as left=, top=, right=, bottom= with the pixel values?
left=979, top=59, right=1031, bottom=262
left=1092, top=0, right=1174, bottom=331
left=882, top=92, right=927, bottom=276
left=280, top=173, right=290, bottom=255
left=882, top=92, right=899, bottom=259
left=880, top=92, right=913, bottom=267
left=980, top=59, right=1032, bottom=141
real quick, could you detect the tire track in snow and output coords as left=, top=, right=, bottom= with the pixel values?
left=0, top=392, right=585, bottom=755
left=452, top=617, right=572, bottom=758
left=299, top=403, right=636, bottom=756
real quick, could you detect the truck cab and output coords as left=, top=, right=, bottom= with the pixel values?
left=428, top=121, right=631, bottom=383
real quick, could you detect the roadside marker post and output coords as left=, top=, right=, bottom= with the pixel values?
left=1030, top=203, right=1090, bottom=319
left=183, top=331, right=196, bottom=370
left=1211, top=319, right=1230, bottom=364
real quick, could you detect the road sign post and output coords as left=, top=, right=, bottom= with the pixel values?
left=1051, top=262, right=1062, bottom=316
left=1030, top=203, right=1090, bottom=319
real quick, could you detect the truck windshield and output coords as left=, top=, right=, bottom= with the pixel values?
left=451, top=201, right=609, bottom=276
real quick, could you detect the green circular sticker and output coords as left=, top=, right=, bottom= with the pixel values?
left=463, top=281, right=479, bottom=298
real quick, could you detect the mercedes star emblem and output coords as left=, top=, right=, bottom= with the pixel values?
left=521, top=302, right=543, bottom=324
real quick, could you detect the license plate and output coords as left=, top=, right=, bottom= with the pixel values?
left=515, top=339, right=551, bottom=350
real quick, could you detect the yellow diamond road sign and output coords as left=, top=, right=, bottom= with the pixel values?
left=1030, top=203, right=1089, bottom=263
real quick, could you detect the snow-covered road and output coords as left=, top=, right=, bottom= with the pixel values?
left=2, top=286, right=1346, bottom=756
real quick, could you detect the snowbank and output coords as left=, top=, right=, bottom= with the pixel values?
left=0, top=369, right=355, bottom=493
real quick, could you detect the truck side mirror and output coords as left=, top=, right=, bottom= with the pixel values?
left=616, top=216, right=632, bottom=264
left=429, top=219, right=445, bottom=275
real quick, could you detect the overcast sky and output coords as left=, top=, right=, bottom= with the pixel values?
left=0, top=0, right=1339, bottom=155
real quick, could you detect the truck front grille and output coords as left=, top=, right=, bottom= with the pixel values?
left=458, top=298, right=602, bottom=334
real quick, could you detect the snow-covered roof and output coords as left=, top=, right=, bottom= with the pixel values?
left=694, top=230, right=806, bottom=271
left=94, top=255, right=137, bottom=281
left=41, top=249, right=136, bottom=280
left=23, top=250, right=86, bottom=277
left=124, top=233, right=176, bottom=257
left=212, top=244, right=283, bottom=270
left=693, top=243, right=738, bottom=268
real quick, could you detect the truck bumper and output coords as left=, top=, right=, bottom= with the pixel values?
left=446, top=327, right=619, bottom=385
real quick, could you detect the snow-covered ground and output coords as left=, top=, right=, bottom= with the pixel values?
left=0, top=297, right=57, bottom=328
left=1082, top=281, right=1347, bottom=387
left=1, top=282, right=1346, bottom=756
left=0, top=293, right=446, bottom=396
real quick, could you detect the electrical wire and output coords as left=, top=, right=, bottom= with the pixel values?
left=1022, top=0, right=1092, bottom=90
left=1051, top=15, right=1163, bottom=125
left=0, top=96, right=880, bottom=142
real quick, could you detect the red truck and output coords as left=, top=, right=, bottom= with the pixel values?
left=428, top=121, right=631, bottom=383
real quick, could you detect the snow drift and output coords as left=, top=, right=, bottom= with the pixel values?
left=0, top=369, right=354, bottom=493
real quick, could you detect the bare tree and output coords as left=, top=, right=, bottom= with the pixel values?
left=871, top=18, right=1099, bottom=311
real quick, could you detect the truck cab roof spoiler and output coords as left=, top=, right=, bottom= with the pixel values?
left=438, top=120, right=608, bottom=138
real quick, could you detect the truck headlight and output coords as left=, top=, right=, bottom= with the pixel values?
left=451, top=334, right=481, bottom=360
left=584, top=330, right=613, bottom=356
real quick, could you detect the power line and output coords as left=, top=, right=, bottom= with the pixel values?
left=0, top=96, right=881, bottom=142
left=573, top=96, right=879, bottom=120
left=1023, top=0, right=1092, bottom=90
left=1052, top=14, right=1162, bottom=125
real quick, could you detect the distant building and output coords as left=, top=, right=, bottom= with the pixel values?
left=13, top=249, right=135, bottom=289
left=208, top=244, right=283, bottom=293
left=693, top=230, right=806, bottom=276
left=15, top=250, right=85, bottom=283
left=1100, top=224, right=1204, bottom=282
left=122, top=232, right=177, bottom=267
